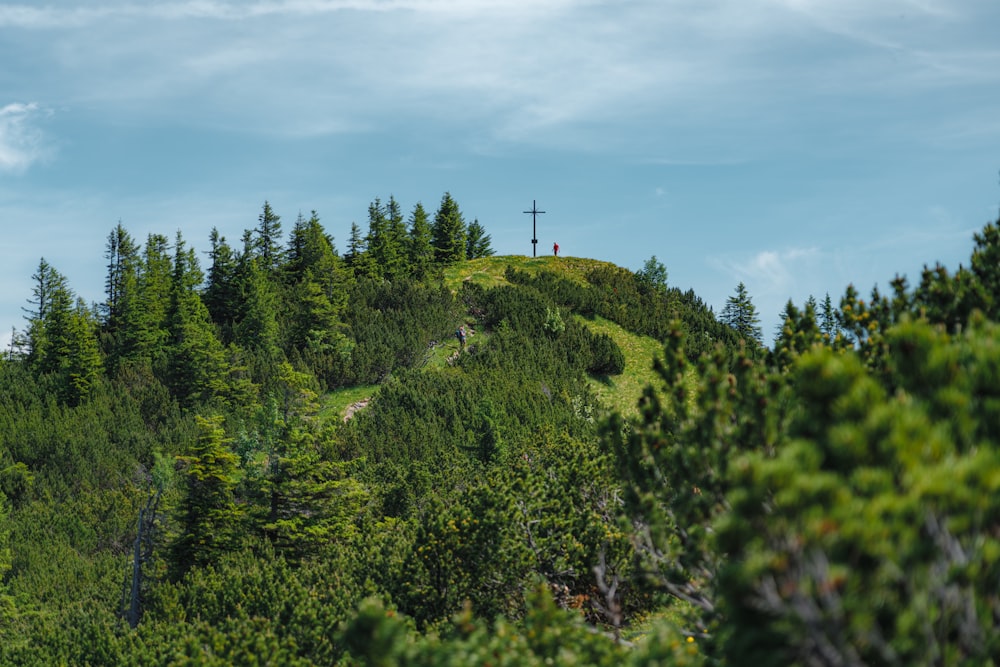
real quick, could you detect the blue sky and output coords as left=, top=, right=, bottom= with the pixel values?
left=2, top=0, right=999, bottom=349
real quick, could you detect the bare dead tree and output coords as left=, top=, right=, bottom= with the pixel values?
left=592, top=548, right=624, bottom=643
left=121, top=489, right=161, bottom=629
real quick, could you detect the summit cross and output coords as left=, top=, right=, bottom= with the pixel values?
left=523, top=200, right=546, bottom=257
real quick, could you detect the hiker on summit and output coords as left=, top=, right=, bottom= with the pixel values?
left=553, top=242, right=559, bottom=257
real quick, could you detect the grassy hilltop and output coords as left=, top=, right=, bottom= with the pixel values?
left=442, top=254, right=620, bottom=290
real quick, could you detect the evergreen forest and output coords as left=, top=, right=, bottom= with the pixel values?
left=3, top=191, right=1000, bottom=666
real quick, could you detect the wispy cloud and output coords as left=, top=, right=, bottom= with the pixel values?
left=713, top=246, right=821, bottom=297
left=770, top=0, right=997, bottom=89
left=2, top=0, right=997, bottom=161
left=0, top=102, right=51, bottom=172
left=0, top=1, right=576, bottom=27
left=644, top=157, right=750, bottom=167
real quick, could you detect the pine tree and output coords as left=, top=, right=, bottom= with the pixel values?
left=39, top=279, right=75, bottom=378
left=23, top=258, right=67, bottom=371
left=820, top=292, right=837, bottom=342
left=408, top=202, right=434, bottom=279
left=285, top=278, right=334, bottom=350
left=344, top=222, right=364, bottom=266
left=233, top=257, right=283, bottom=388
left=101, top=222, right=141, bottom=363
left=431, top=192, right=467, bottom=264
left=286, top=211, right=337, bottom=283
left=345, top=221, right=376, bottom=278
left=969, top=217, right=1000, bottom=317
left=837, top=284, right=863, bottom=346
left=282, top=211, right=351, bottom=364
left=721, top=281, right=762, bottom=345
left=889, top=276, right=913, bottom=325
left=22, top=259, right=104, bottom=403
left=363, top=195, right=410, bottom=280
left=365, top=198, right=393, bottom=280
left=262, top=363, right=366, bottom=558
left=775, top=299, right=799, bottom=345
left=204, top=227, right=239, bottom=342
left=165, top=231, right=229, bottom=406
left=134, top=233, right=173, bottom=362
left=387, top=195, right=409, bottom=275
left=465, top=219, right=495, bottom=260
left=285, top=210, right=350, bottom=314
left=772, top=298, right=823, bottom=370
left=286, top=211, right=310, bottom=277
left=60, top=297, right=103, bottom=405
left=636, top=256, right=668, bottom=296
left=254, top=201, right=285, bottom=274
left=170, top=414, right=244, bottom=578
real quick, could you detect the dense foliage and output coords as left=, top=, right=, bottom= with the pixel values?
left=3, top=190, right=1000, bottom=665
left=605, top=215, right=1000, bottom=665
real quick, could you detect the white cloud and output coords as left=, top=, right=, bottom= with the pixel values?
left=0, top=103, right=51, bottom=172
left=3, top=0, right=997, bottom=155
left=714, top=246, right=821, bottom=296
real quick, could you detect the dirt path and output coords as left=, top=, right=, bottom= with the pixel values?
left=343, top=398, right=370, bottom=422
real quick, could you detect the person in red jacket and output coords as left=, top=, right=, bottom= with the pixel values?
left=553, top=242, right=559, bottom=257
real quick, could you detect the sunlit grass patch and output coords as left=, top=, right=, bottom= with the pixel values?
left=578, top=315, right=665, bottom=418
left=442, top=255, right=621, bottom=293
left=318, top=384, right=379, bottom=422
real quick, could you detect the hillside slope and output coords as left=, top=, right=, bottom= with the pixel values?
left=451, top=255, right=704, bottom=416
left=322, top=255, right=670, bottom=421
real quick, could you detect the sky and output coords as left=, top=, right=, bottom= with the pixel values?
left=2, top=0, right=999, bottom=350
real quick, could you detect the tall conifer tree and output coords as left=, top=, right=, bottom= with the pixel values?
left=344, top=221, right=376, bottom=278
left=23, top=259, right=103, bottom=403
left=254, top=201, right=284, bottom=274
left=284, top=212, right=350, bottom=356
left=262, top=363, right=366, bottom=558
left=287, top=212, right=335, bottom=282
left=466, top=219, right=495, bottom=260
left=61, top=297, right=103, bottom=404
left=134, top=233, right=173, bottom=362
left=23, top=258, right=66, bottom=370
left=408, top=202, right=434, bottom=279
left=287, top=211, right=349, bottom=300
left=721, top=281, right=762, bottom=345
left=101, top=223, right=141, bottom=358
left=204, top=227, right=239, bottom=342
left=431, top=192, right=467, bottom=264
left=364, top=197, right=390, bottom=280
left=344, top=222, right=364, bottom=265
left=234, top=257, right=283, bottom=387
left=165, top=231, right=228, bottom=406
left=387, top=195, right=409, bottom=277
left=171, top=414, right=244, bottom=578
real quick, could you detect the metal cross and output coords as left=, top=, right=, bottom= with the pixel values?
left=523, top=200, right=545, bottom=257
